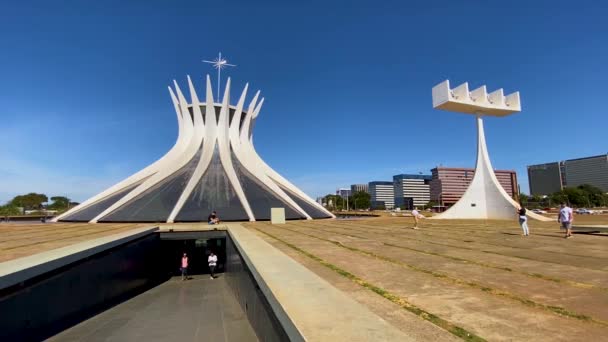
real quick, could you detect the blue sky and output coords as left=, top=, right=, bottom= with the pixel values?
left=1, top=0, right=607, bottom=203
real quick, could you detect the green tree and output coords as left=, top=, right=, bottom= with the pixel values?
left=373, top=203, right=386, bottom=210
left=590, top=192, right=608, bottom=207
left=323, top=194, right=344, bottom=211
left=562, top=187, right=589, bottom=207
left=350, top=191, right=371, bottom=210
left=549, top=191, right=568, bottom=206
left=0, top=204, right=21, bottom=216
left=576, top=184, right=608, bottom=207
left=49, top=196, right=70, bottom=209
left=575, top=184, right=607, bottom=207
left=548, top=185, right=606, bottom=208
left=424, top=200, right=437, bottom=210
left=10, top=193, right=48, bottom=210
left=519, top=193, right=529, bottom=207
left=576, top=184, right=604, bottom=195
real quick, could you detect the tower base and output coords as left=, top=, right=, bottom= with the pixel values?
left=433, top=116, right=551, bottom=221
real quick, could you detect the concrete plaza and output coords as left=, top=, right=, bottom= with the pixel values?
left=49, top=276, right=257, bottom=342
left=246, top=216, right=608, bottom=341
left=1, top=217, right=606, bottom=341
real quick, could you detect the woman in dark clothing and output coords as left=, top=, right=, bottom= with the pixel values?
left=517, top=206, right=529, bottom=236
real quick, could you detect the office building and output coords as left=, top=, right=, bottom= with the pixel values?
left=350, top=184, right=369, bottom=194
left=527, top=162, right=564, bottom=196
left=336, top=188, right=351, bottom=199
left=527, top=154, right=608, bottom=195
left=430, top=167, right=518, bottom=206
left=563, top=154, right=608, bottom=192
left=368, top=181, right=394, bottom=209
left=393, top=174, right=432, bottom=209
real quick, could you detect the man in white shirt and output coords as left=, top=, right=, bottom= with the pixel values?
left=208, top=252, right=218, bottom=279
left=411, top=208, right=422, bottom=229
left=558, top=203, right=574, bottom=239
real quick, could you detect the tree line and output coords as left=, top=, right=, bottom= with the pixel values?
left=519, top=184, right=608, bottom=208
left=0, top=193, right=78, bottom=216
left=323, top=191, right=371, bottom=211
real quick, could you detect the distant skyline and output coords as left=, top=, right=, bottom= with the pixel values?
left=1, top=1, right=607, bottom=203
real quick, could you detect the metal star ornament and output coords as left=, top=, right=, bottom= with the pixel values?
left=203, top=52, right=236, bottom=102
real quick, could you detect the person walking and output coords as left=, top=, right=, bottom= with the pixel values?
left=411, top=208, right=422, bottom=229
left=181, top=253, right=189, bottom=281
left=559, top=203, right=574, bottom=238
left=517, top=206, right=529, bottom=236
left=208, top=251, right=218, bottom=279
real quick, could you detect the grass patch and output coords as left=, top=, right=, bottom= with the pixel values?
left=274, top=224, right=608, bottom=327
left=253, top=226, right=487, bottom=342
left=301, top=222, right=608, bottom=292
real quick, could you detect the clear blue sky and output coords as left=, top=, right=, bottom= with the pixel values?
left=1, top=0, right=607, bottom=203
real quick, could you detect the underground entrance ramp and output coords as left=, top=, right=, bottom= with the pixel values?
left=1, top=224, right=411, bottom=341
left=49, top=275, right=257, bottom=341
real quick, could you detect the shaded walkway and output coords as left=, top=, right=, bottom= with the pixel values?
left=50, top=276, right=257, bottom=342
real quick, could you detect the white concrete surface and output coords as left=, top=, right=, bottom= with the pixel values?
left=432, top=80, right=520, bottom=117
left=432, top=80, right=551, bottom=221
left=271, top=208, right=286, bottom=224
left=228, top=224, right=412, bottom=341
left=57, top=75, right=333, bottom=223
left=432, top=116, right=551, bottom=221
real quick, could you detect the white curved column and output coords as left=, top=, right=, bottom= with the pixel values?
left=240, top=100, right=334, bottom=219
left=216, top=78, right=255, bottom=221
left=239, top=92, right=259, bottom=145
left=231, top=91, right=313, bottom=219
left=430, top=80, right=550, bottom=221
left=166, top=76, right=219, bottom=223
left=249, top=100, right=334, bottom=218
left=53, top=86, right=190, bottom=222
left=229, top=83, right=249, bottom=147
left=90, top=78, right=204, bottom=223
left=60, top=75, right=336, bottom=223
left=433, top=116, right=551, bottom=221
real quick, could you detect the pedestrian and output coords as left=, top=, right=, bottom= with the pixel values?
left=411, top=207, right=422, bottom=229
left=207, top=211, right=220, bottom=225
left=208, top=251, right=218, bottom=279
left=181, top=252, right=189, bottom=281
left=516, top=205, right=529, bottom=236
left=558, top=203, right=574, bottom=238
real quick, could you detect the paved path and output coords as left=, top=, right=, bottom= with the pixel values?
left=246, top=217, right=608, bottom=341
left=50, top=276, right=257, bottom=342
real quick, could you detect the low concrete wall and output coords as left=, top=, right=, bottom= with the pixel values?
left=227, top=224, right=411, bottom=341
left=225, top=232, right=290, bottom=342
left=0, top=228, right=163, bottom=341
left=572, top=225, right=608, bottom=232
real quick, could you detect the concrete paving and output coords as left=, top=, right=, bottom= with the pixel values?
left=228, top=224, right=413, bottom=341
left=573, top=224, right=608, bottom=232
left=4, top=217, right=606, bottom=341
left=49, top=275, right=258, bottom=342
left=246, top=216, right=608, bottom=341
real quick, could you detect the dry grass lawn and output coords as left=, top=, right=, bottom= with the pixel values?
left=1, top=217, right=606, bottom=341
left=246, top=215, right=608, bottom=341
left=0, top=222, right=146, bottom=263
